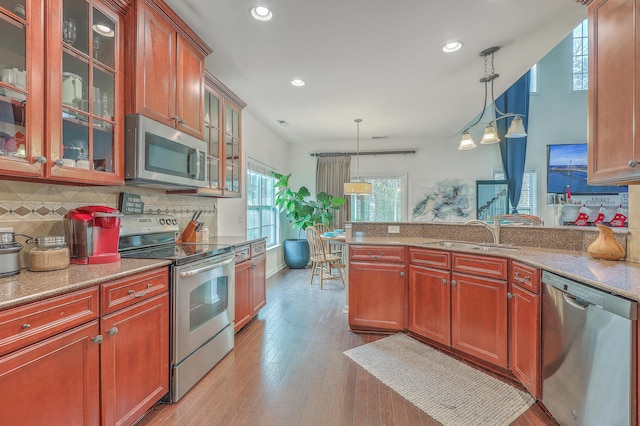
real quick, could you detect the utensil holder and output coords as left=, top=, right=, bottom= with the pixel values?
left=181, top=221, right=198, bottom=243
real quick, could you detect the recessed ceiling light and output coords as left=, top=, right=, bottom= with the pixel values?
left=291, top=79, right=306, bottom=87
left=442, top=41, right=463, bottom=53
left=250, top=6, right=272, bottom=21
left=93, top=23, right=114, bottom=37
left=277, top=120, right=289, bottom=126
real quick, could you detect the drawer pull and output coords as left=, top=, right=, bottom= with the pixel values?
left=108, top=327, right=118, bottom=336
left=22, top=323, right=31, bottom=329
left=368, top=252, right=384, bottom=259
left=92, top=335, right=103, bottom=344
left=514, top=271, right=530, bottom=283
left=400, top=272, right=405, bottom=277
left=128, top=283, right=152, bottom=298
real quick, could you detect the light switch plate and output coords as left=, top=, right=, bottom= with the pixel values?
left=388, top=225, right=400, bottom=234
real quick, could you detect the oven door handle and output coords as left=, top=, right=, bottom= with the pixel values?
left=179, top=257, right=234, bottom=277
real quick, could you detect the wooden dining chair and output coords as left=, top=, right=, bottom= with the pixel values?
left=493, top=214, right=543, bottom=226
left=305, top=227, right=345, bottom=289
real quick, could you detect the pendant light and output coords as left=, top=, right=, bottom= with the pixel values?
left=344, top=118, right=372, bottom=195
left=458, top=46, right=527, bottom=150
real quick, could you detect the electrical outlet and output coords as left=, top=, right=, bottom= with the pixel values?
left=388, top=225, right=400, bottom=234
left=237, top=214, right=243, bottom=223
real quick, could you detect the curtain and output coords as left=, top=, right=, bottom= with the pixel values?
left=316, top=156, right=350, bottom=229
left=495, top=71, right=531, bottom=213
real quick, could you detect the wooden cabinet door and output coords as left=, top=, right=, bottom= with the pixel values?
left=0, top=321, right=100, bottom=425
left=451, top=272, right=508, bottom=368
left=408, top=264, right=451, bottom=345
left=176, top=34, right=204, bottom=139
left=251, top=253, right=266, bottom=315
left=135, top=2, right=176, bottom=128
left=234, top=260, right=252, bottom=332
left=349, top=261, right=406, bottom=331
left=588, top=0, right=640, bottom=184
left=509, top=284, right=541, bottom=399
left=100, top=293, right=169, bottom=426
left=0, top=0, right=45, bottom=178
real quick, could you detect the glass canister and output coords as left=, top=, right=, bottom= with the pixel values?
left=29, top=236, right=70, bottom=272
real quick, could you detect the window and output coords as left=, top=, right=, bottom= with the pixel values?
left=247, top=160, right=278, bottom=247
left=530, top=63, right=538, bottom=94
left=572, top=19, right=589, bottom=91
left=493, top=170, right=538, bottom=215
left=350, top=175, right=405, bottom=222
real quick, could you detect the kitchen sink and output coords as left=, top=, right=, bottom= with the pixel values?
left=423, top=241, right=519, bottom=251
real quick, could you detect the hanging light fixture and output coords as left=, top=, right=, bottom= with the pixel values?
left=458, top=46, right=527, bottom=150
left=344, top=118, right=372, bottom=195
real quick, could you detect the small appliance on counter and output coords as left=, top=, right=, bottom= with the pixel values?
left=0, top=228, right=23, bottom=277
left=64, top=205, right=122, bottom=264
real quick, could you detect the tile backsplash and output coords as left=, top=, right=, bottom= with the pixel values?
left=0, top=180, right=218, bottom=266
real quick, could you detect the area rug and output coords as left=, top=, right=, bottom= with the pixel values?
left=343, top=333, right=534, bottom=426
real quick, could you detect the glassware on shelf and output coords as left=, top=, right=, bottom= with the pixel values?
left=101, top=92, right=110, bottom=120
left=93, top=35, right=102, bottom=60
left=62, top=17, right=77, bottom=46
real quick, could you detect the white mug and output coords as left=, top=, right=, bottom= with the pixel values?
left=61, top=158, right=76, bottom=167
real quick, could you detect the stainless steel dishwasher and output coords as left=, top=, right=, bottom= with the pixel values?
left=541, top=270, right=637, bottom=425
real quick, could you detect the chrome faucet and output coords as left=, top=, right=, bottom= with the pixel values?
left=464, top=218, right=500, bottom=244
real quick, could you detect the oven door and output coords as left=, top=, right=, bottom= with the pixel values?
left=173, top=252, right=235, bottom=364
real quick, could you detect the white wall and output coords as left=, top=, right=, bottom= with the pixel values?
left=285, top=30, right=587, bottom=227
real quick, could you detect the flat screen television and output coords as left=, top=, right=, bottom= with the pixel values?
left=547, top=143, right=628, bottom=194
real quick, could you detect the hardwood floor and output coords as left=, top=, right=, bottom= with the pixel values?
left=137, top=267, right=556, bottom=426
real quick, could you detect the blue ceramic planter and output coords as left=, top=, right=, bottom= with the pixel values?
left=283, top=239, right=310, bottom=269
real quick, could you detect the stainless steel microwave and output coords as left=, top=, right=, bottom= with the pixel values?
left=124, top=114, right=208, bottom=189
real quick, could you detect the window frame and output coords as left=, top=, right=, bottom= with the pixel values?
left=572, top=18, right=589, bottom=92
left=246, top=162, right=279, bottom=248
left=349, top=173, right=407, bottom=222
left=493, top=169, right=538, bottom=216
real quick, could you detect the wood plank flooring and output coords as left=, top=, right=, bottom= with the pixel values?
left=137, top=267, right=556, bottom=426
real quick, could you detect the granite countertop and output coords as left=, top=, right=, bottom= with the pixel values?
left=345, top=236, right=640, bottom=302
left=0, top=259, right=172, bottom=311
left=209, top=236, right=267, bottom=247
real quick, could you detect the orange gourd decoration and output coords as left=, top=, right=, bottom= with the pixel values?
left=587, top=224, right=625, bottom=261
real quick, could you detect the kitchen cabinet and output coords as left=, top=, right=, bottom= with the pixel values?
left=0, top=0, right=45, bottom=178
left=508, top=261, right=541, bottom=399
left=46, top=0, right=125, bottom=184
left=234, top=240, right=267, bottom=332
left=408, top=248, right=451, bottom=345
left=450, top=253, right=508, bottom=368
left=349, top=245, right=406, bottom=331
left=127, top=0, right=212, bottom=140
left=0, top=267, right=169, bottom=426
left=0, top=287, right=101, bottom=424
left=587, top=0, right=640, bottom=184
left=170, top=73, right=247, bottom=197
left=99, top=267, right=169, bottom=426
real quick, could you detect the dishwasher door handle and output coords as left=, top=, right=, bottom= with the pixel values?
left=562, top=293, right=590, bottom=310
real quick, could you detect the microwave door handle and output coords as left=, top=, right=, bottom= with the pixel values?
left=187, top=148, right=197, bottom=178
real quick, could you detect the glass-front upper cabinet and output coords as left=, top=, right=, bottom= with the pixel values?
left=0, top=0, right=45, bottom=177
left=203, top=85, right=222, bottom=195
left=47, top=0, right=123, bottom=184
left=223, top=102, right=241, bottom=196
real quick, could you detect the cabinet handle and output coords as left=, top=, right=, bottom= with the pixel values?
left=108, top=327, right=118, bottom=336
left=629, top=159, right=638, bottom=168
left=507, top=292, right=513, bottom=299
left=128, top=283, right=152, bottom=298
left=33, top=155, right=47, bottom=165
left=173, top=115, right=179, bottom=121
left=92, top=335, right=103, bottom=344
left=514, top=271, right=530, bottom=284
left=400, top=271, right=405, bottom=277
left=367, top=252, right=383, bottom=258
left=22, top=323, right=31, bottom=329
left=251, top=263, right=256, bottom=269
left=441, top=278, right=447, bottom=285
left=451, top=280, right=457, bottom=286
left=180, top=119, right=186, bottom=124
left=54, top=159, right=65, bottom=167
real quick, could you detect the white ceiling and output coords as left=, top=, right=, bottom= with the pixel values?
left=165, top=0, right=587, bottom=146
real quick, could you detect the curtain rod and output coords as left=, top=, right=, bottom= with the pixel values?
left=310, top=149, right=417, bottom=157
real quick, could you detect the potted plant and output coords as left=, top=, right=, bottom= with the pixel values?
left=274, top=172, right=345, bottom=268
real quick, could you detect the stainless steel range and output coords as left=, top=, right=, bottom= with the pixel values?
left=119, top=214, right=235, bottom=402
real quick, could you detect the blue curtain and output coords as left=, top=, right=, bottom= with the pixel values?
left=495, top=71, right=530, bottom=213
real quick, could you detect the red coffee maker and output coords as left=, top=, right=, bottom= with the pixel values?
left=64, top=205, right=122, bottom=264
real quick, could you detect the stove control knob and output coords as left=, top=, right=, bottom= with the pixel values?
left=159, top=218, right=165, bottom=225
left=171, top=219, right=178, bottom=225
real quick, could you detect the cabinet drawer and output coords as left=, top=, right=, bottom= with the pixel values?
left=251, top=241, right=266, bottom=257
left=409, top=248, right=450, bottom=270
left=452, top=253, right=507, bottom=280
left=0, top=287, right=99, bottom=357
left=101, top=268, right=169, bottom=315
left=235, top=245, right=251, bottom=264
left=350, top=245, right=405, bottom=263
left=510, top=261, right=540, bottom=294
